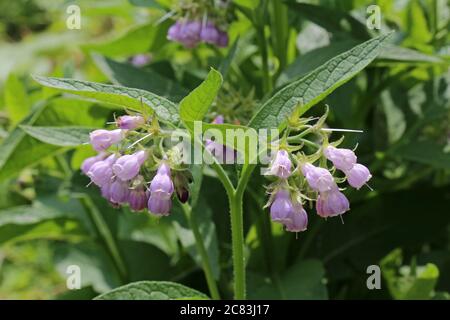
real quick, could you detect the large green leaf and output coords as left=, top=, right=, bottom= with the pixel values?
left=93, top=54, right=189, bottom=102
left=94, top=281, right=209, bottom=300
left=20, top=126, right=93, bottom=147
left=179, top=69, right=223, bottom=125
left=249, top=33, right=392, bottom=129
left=396, top=141, right=450, bottom=169
left=286, top=1, right=370, bottom=40
left=33, top=76, right=179, bottom=123
left=248, top=259, right=328, bottom=299
left=0, top=98, right=111, bottom=181
left=82, top=21, right=170, bottom=57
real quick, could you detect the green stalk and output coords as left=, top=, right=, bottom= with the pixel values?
left=229, top=192, right=246, bottom=299
left=181, top=203, right=221, bottom=300
left=79, top=195, right=128, bottom=283
left=271, top=0, right=289, bottom=74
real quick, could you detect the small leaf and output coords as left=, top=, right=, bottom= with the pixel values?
left=179, top=68, right=223, bottom=125
left=249, top=33, right=392, bottom=130
left=20, top=126, right=93, bottom=147
left=32, top=76, right=180, bottom=124
left=94, top=281, right=209, bottom=300
left=4, top=73, right=30, bottom=124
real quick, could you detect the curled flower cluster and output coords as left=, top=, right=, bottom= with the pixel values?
left=168, top=20, right=228, bottom=48
left=81, top=114, right=192, bottom=216
left=265, top=115, right=372, bottom=234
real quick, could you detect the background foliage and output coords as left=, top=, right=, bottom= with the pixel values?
left=0, top=0, right=449, bottom=300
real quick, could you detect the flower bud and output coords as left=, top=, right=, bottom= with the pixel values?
left=284, top=202, right=308, bottom=233
left=200, top=22, right=220, bottom=44
left=270, top=190, right=293, bottom=224
left=301, top=163, right=336, bottom=192
left=130, top=54, right=150, bottom=67
left=267, top=150, right=292, bottom=179
left=345, top=163, right=372, bottom=190
left=128, top=188, right=149, bottom=212
left=109, top=179, right=130, bottom=204
left=89, top=129, right=125, bottom=152
left=316, top=188, right=350, bottom=218
left=87, top=154, right=117, bottom=186
left=113, top=151, right=148, bottom=181
left=324, top=146, right=357, bottom=171
left=148, top=163, right=174, bottom=216
left=117, top=115, right=145, bottom=130
left=81, top=153, right=107, bottom=175
left=174, top=173, right=190, bottom=204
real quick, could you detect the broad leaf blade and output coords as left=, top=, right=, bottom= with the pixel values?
left=179, top=69, right=223, bottom=125
left=20, top=126, right=94, bottom=147
left=249, top=33, right=392, bottom=130
left=93, top=54, right=189, bottom=102
left=94, top=281, right=209, bottom=300
left=32, top=76, right=180, bottom=124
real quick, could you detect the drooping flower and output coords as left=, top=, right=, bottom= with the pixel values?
left=117, top=115, right=145, bottom=130
left=168, top=20, right=202, bottom=48
left=89, top=129, right=125, bottom=152
left=266, top=150, right=292, bottom=179
left=130, top=54, right=150, bottom=67
left=316, top=188, right=350, bottom=218
left=270, top=190, right=293, bottom=224
left=148, top=163, right=174, bottom=216
left=87, top=154, right=117, bottom=186
left=301, top=163, right=336, bottom=192
left=128, top=188, right=149, bottom=212
left=345, top=163, right=372, bottom=190
left=324, top=146, right=357, bottom=171
left=174, top=172, right=190, bottom=204
left=113, top=150, right=148, bottom=181
left=284, top=201, right=308, bottom=233
left=205, top=115, right=236, bottom=164
left=109, top=179, right=130, bottom=204
left=200, top=22, right=220, bottom=44
left=81, top=152, right=107, bottom=175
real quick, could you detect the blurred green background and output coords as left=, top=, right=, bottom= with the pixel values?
left=0, top=0, right=449, bottom=300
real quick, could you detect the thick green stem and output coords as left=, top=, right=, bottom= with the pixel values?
left=181, top=203, right=221, bottom=300
left=79, top=195, right=128, bottom=283
left=229, top=192, right=246, bottom=299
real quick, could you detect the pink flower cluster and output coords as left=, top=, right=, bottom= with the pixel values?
left=266, top=144, right=372, bottom=233
left=81, top=114, right=188, bottom=216
left=167, top=20, right=229, bottom=48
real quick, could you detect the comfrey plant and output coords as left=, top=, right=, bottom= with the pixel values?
left=264, top=109, right=372, bottom=233
left=82, top=114, right=193, bottom=216
left=34, top=29, right=390, bottom=300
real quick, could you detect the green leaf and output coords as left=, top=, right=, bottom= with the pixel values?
left=378, top=45, right=446, bottom=65
left=94, top=281, right=209, bottom=300
left=248, top=259, right=328, bottom=299
left=179, top=69, right=223, bottom=125
left=381, top=249, right=440, bottom=300
left=396, top=141, right=450, bottom=169
left=0, top=98, right=111, bottom=182
left=218, top=38, right=239, bottom=78
left=20, top=126, right=93, bottom=147
left=82, top=21, right=170, bottom=57
left=233, top=0, right=260, bottom=9
left=249, top=33, right=392, bottom=130
left=4, top=73, right=30, bottom=124
left=93, top=54, right=189, bottom=102
left=32, top=76, right=180, bottom=123
left=285, top=1, right=370, bottom=40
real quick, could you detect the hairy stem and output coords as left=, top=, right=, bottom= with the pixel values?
left=181, top=203, right=221, bottom=300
